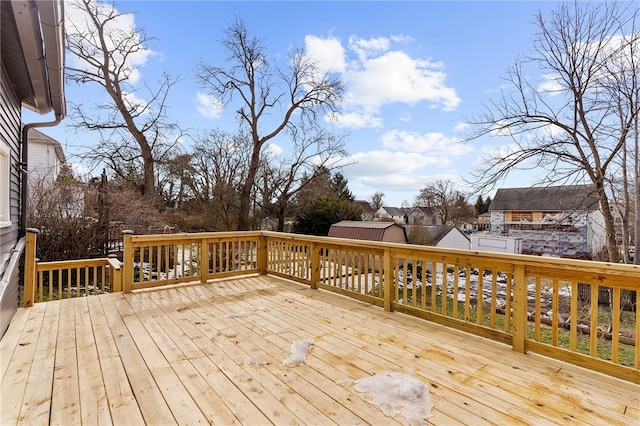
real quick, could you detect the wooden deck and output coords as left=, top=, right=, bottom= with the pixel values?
left=2, top=275, right=639, bottom=425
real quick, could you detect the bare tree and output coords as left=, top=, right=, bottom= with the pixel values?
left=370, top=191, right=385, bottom=212
left=466, top=1, right=640, bottom=262
left=196, top=17, right=344, bottom=230
left=635, top=113, right=640, bottom=264
left=415, top=179, right=459, bottom=225
left=168, top=130, right=251, bottom=231
left=257, top=128, right=349, bottom=231
left=65, top=0, right=181, bottom=201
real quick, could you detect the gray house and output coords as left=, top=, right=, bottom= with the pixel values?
left=489, top=185, right=606, bottom=257
left=0, top=0, right=66, bottom=337
left=374, top=206, right=409, bottom=224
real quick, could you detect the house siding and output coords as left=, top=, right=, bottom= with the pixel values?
left=0, top=63, right=24, bottom=336
left=29, top=139, right=61, bottom=184
left=437, top=230, right=469, bottom=250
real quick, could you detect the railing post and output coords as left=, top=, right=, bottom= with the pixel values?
left=257, top=234, right=268, bottom=275
left=108, top=254, right=123, bottom=292
left=383, top=248, right=393, bottom=312
left=122, top=230, right=134, bottom=293
left=512, top=264, right=527, bottom=353
left=23, top=228, right=39, bottom=307
left=200, top=238, right=208, bottom=283
left=310, top=242, right=319, bottom=289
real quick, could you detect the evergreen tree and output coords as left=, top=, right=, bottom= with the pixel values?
left=294, top=196, right=363, bottom=236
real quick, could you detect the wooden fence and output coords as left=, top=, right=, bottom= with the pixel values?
left=23, top=229, right=640, bottom=383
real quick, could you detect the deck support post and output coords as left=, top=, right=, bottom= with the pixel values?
left=23, top=228, right=39, bottom=307
left=383, top=249, right=393, bottom=312
left=512, top=263, right=527, bottom=353
left=123, top=230, right=134, bottom=293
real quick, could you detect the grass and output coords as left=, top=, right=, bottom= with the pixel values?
left=399, top=284, right=637, bottom=368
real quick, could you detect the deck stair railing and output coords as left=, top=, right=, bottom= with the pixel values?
left=22, top=228, right=640, bottom=383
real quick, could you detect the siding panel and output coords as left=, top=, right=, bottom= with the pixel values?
left=0, top=63, right=24, bottom=336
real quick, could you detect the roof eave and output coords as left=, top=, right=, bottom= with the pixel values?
left=11, top=0, right=66, bottom=118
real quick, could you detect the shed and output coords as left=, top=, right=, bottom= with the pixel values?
left=328, top=221, right=407, bottom=244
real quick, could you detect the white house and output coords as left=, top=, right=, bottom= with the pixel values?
left=28, top=128, right=66, bottom=185
left=423, top=225, right=470, bottom=250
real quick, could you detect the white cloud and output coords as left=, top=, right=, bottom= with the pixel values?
left=331, top=110, right=384, bottom=129
left=344, top=50, right=460, bottom=112
left=398, top=112, right=412, bottom=123
left=453, top=122, right=469, bottom=133
left=380, top=130, right=473, bottom=156
left=304, top=33, right=461, bottom=129
left=304, top=35, right=347, bottom=74
left=196, top=92, right=224, bottom=119
left=348, top=35, right=390, bottom=62
left=346, top=150, right=443, bottom=178
left=265, top=143, right=283, bottom=156
left=122, top=91, right=149, bottom=116
left=538, top=73, right=564, bottom=95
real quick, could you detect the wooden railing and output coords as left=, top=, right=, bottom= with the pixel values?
left=121, top=231, right=261, bottom=291
left=23, top=231, right=122, bottom=305
left=23, top=229, right=639, bottom=383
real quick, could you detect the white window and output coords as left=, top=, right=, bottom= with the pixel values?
left=0, top=141, right=10, bottom=227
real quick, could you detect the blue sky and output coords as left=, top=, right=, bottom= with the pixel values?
left=24, top=1, right=565, bottom=207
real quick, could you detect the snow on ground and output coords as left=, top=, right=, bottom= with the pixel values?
left=282, top=339, right=314, bottom=367
left=344, top=371, right=433, bottom=426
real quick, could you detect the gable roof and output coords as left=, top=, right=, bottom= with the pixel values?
left=489, top=185, right=599, bottom=212
left=328, top=220, right=407, bottom=242
left=353, top=200, right=374, bottom=213
left=424, top=225, right=468, bottom=243
left=380, top=207, right=407, bottom=217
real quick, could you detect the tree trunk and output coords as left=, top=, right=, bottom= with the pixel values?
left=237, top=143, right=262, bottom=231
left=595, top=181, right=620, bottom=263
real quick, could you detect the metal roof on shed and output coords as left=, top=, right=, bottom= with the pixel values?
left=328, top=221, right=407, bottom=242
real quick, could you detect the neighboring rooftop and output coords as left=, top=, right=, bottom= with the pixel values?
left=424, top=225, right=459, bottom=243
left=489, top=185, right=600, bottom=212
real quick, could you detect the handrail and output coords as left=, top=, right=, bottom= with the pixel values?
left=23, top=229, right=639, bottom=383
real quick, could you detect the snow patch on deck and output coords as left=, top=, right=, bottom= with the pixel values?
left=224, top=306, right=264, bottom=318
left=282, top=339, right=314, bottom=366
left=353, top=371, right=433, bottom=425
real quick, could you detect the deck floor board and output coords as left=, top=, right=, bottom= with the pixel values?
left=1, top=275, right=639, bottom=425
